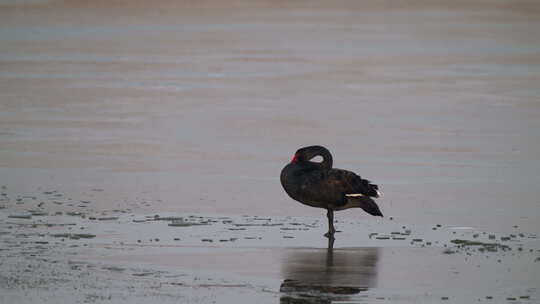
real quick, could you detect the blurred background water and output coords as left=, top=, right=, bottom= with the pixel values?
left=1, top=0, right=539, bottom=232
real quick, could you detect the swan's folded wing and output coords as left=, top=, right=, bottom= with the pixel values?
left=299, top=168, right=380, bottom=205
left=327, top=168, right=380, bottom=198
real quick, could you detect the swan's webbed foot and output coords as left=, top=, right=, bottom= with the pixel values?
left=323, top=230, right=335, bottom=239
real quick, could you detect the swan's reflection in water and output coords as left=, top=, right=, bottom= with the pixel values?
left=280, top=247, right=379, bottom=304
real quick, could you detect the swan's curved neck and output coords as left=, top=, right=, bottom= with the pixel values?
left=310, top=148, right=333, bottom=170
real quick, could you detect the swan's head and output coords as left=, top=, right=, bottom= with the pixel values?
left=290, top=145, right=332, bottom=169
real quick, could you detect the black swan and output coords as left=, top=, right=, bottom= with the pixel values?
left=280, top=145, right=383, bottom=239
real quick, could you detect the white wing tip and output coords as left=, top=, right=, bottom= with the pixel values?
left=346, top=191, right=382, bottom=198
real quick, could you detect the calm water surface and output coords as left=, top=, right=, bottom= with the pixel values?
left=1, top=0, right=539, bottom=232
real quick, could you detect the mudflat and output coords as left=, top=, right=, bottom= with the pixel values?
left=1, top=0, right=539, bottom=303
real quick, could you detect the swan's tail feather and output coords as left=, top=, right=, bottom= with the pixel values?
left=347, top=196, right=383, bottom=217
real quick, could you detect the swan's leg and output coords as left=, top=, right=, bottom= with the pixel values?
left=324, top=209, right=335, bottom=239
left=327, top=235, right=335, bottom=249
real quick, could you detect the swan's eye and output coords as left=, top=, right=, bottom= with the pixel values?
left=291, top=154, right=299, bottom=163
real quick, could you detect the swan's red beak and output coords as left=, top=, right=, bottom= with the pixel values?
left=291, top=154, right=299, bottom=163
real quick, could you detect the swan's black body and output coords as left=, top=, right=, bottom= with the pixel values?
left=280, top=146, right=383, bottom=239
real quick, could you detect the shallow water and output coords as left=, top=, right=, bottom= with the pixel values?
left=1, top=211, right=538, bottom=303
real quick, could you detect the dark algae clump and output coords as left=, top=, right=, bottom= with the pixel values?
left=450, top=239, right=511, bottom=252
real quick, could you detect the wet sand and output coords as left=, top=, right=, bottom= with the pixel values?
left=1, top=0, right=540, bottom=302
